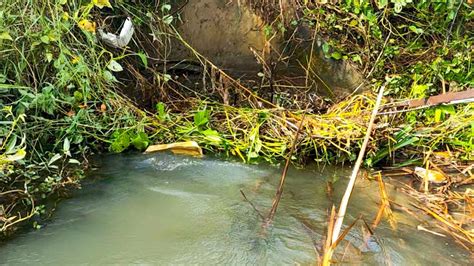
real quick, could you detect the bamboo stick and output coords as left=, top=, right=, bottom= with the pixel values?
left=331, top=83, right=386, bottom=244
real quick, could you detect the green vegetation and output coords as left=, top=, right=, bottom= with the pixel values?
left=0, top=0, right=472, bottom=243
left=0, top=0, right=153, bottom=234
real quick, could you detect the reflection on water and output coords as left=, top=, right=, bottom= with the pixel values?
left=0, top=153, right=469, bottom=265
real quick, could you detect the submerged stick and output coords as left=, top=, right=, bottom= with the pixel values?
left=240, top=189, right=266, bottom=221
left=331, top=83, right=386, bottom=244
left=265, top=114, right=306, bottom=226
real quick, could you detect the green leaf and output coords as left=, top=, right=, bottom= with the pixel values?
left=0, top=31, right=13, bottom=41
left=322, top=43, right=330, bottom=55
left=73, top=90, right=83, bottom=101
left=131, top=132, right=149, bottom=151
left=163, top=15, right=173, bottom=25
left=201, top=128, right=222, bottom=144
left=107, top=60, right=123, bottom=72
left=408, top=25, right=423, bottom=34
left=48, top=153, right=62, bottom=166
left=103, top=70, right=118, bottom=83
left=352, top=54, right=362, bottom=65
left=63, top=137, right=71, bottom=156
left=194, top=109, right=209, bottom=127
left=156, top=102, right=168, bottom=121
left=137, top=52, right=148, bottom=68
left=110, top=131, right=131, bottom=153
left=161, top=4, right=171, bottom=12
left=68, top=159, right=81, bottom=164
left=40, top=35, right=50, bottom=44
left=377, top=0, right=388, bottom=8
left=331, top=52, right=342, bottom=60
left=162, top=74, right=171, bottom=82
left=46, top=53, right=53, bottom=62
left=5, top=135, right=17, bottom=154
left=367, top=126, right=419, bottom=166
left=410, top=84, right=429, bottom=98
left=434, top=108, right=443, bottom=123
left=5, top=149, right=26, bottom=162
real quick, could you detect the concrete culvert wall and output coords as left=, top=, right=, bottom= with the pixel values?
left=172, top=0, right=363, bottom=99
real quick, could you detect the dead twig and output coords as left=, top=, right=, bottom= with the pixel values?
left=264, top=113, right=306, bottom=227
left=240, top=189, right=266, bottom=221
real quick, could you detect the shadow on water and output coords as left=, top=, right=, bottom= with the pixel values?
left=0, top=153, right=470, bottom=265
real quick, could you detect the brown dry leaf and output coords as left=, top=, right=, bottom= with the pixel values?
left=66, top=110, right=75, bottom=117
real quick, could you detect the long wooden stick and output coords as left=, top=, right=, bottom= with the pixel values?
left=331, top=83, right=386, bottom=244
left=265, top=114, right=306, bottom=226
left=378, top=89, right=474, bottom=115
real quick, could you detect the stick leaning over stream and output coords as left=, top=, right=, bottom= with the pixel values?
left=264, top=113, right=306, bottom=227
left=330, top=83, right=386, bottom=245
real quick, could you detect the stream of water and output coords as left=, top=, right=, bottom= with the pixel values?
left=0, top=153, right=470, bottom=265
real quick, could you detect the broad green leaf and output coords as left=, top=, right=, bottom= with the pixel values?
left=5, top=135, right=17, bottom=154
left=5, top=149, right=26, bottom=162
left=202, top=129, right=222, bottom=144
left=322, top=43, right=330, bottom=55
left=0, top=31, right=13, bottom=41
left=107, top=60, right=123, bottom=72
left=161, top=4, right=172, bottom=12
left=68, top=159, right=81, bottom=164
left=156, top=102, right=168, bottom=121
left=194, top=109, right=209, bottom=127
left=163, top=15, right=173, bottom=25
left=137, top=52, right=148, bottom=68
left=103, top=70, right=118, bottom=82
left=331, top=52, right=342, bottom=60
left=377, top=0, right=388, bottom=8
left=48, top=153, right=62, bottom=166
left=46, top=53, right=53, bottom=62
left=434, top=108, right=442, bottom=123
left=162, top=74, right=171, bottom=82
left=63, top=137, right=71, bottom=156
left=409, top=25, right=424, bottom=34
left=131, top=132, right=150, bottom=151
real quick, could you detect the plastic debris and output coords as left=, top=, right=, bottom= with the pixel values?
left=414, top=167, right=447, bottom=183
left=144, top=141, right=203, bottom=157
left=98, top=17, right=134, bottom=48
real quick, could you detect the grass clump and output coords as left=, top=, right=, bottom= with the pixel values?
left=0, top=0, right=152, bottom=235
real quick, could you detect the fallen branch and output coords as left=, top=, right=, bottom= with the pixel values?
left=378, top=89, right=474, bottom=115
left=240, top=189, right=265, bottom=221
left=264, top=113, right=306, bottom=227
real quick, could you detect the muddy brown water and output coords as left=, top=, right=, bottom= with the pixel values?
left=0, top=153, right=470, bottom=265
